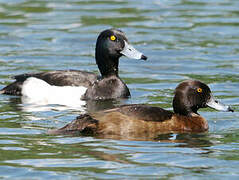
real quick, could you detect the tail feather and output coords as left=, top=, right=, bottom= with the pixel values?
left=48, top=114, right=98, bottom=135
left=0, top=81, right=23, bottom=95
left=1, top=73, right=38, bottom=96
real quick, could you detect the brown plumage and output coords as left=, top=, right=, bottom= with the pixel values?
left=48, top=80, right=233, bottom=140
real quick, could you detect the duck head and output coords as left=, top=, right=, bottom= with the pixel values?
left=173, top=80, right=233, bottom=116
left=95, top=29, right=147, bottom=77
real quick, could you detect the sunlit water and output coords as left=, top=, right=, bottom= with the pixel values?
left=0, top=0, right=239, bottom=179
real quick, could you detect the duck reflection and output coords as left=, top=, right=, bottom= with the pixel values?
left=155, top=133, right=213, bottom=148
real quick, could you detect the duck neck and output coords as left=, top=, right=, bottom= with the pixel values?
left=173, top=95, right=199, bottom=117
left=95, top=49, right=119, bottom=78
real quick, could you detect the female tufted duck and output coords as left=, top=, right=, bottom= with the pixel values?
left=49, top=80, right=233, bottom=139
left=0, top=29, right=147, bottom=105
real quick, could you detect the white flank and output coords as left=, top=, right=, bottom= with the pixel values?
left=21, top=77, right=87, bottom=107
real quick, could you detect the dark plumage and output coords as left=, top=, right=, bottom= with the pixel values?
left=49, top=80, right=233, bottom=139
left=1, top=70, right=98, bottom=96
left=1, top=29, right=147, bottom=100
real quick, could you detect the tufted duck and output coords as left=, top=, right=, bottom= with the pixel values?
left=0, top=29, right=147, bottom=105
left=48, top=80, right=233, bottom=139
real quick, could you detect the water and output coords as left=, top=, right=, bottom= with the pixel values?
left=0, top=0, right=239, bottom=179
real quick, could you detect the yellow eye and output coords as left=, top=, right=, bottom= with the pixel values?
left=197, top=88, right=203, bottom=93
left=110, top=35, right=116, bottom=41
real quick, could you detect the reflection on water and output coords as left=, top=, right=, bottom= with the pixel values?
left=20, top=104, right=86, bottom=112
left=0, top=0, right=239, bottom=179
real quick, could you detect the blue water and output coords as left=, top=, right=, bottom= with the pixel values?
left=0, top=0, right=239, bottom=179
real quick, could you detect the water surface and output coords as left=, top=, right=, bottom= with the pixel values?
left=0, top=0, right=239, bottom=179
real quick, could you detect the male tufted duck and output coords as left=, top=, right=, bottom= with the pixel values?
left=49, top=80, right=233, bottom=139
left=0, top=29, right=147, bottom=105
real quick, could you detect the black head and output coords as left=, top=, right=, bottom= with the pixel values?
left=95, top=29, right=147, bottom=77
left=173, top=80, right=233, bottom=116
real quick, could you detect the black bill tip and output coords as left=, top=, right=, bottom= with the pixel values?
left=141, top=55, right=147, bottom=60
left=228, top=106, right=234, bottom=112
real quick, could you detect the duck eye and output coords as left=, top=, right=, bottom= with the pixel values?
left=110, top=35, right=116, bottom=41
left=197, top=88, right=203, bottom=93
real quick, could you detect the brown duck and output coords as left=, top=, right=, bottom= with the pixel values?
left=49, top=80, right=233, bottom=139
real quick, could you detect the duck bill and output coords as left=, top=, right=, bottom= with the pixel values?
left=120, top=40, right=147, bottom=60
left=206, top=94, right=233, bottom=112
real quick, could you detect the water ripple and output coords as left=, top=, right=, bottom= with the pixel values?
left=0, top=0, right=239, bottom=179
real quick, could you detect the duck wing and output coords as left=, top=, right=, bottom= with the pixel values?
left=48, top=104, right=173, bottom=136
left=114, top=104, right=173, bottom=122
left=1, top=70, right=98, bottom=95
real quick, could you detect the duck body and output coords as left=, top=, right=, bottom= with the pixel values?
left=50, top=104, right=208, bottom=139
left=1, top=70, right=98, bottom=96
left=21, top=75, right=129, bottom=105
left=49, top=80, right=233, bottom=139
left=1, top=29, right=147, bottom=105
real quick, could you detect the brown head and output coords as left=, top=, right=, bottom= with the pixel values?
left=173, top=80, right=233, bottom=116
